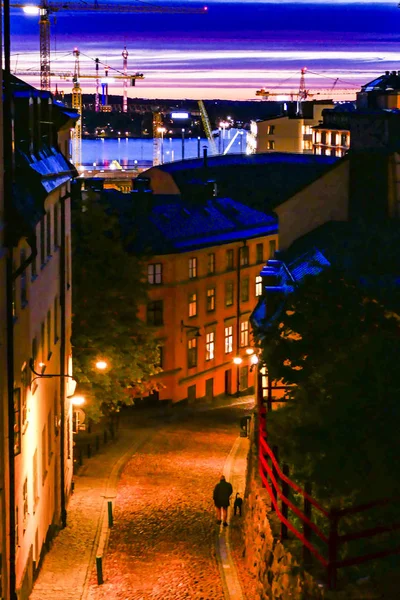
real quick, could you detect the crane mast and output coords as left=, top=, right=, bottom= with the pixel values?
left=95, top=58, right=100, bottom=112
left=39, top=2, right=51, bottom=90
left=72, top=48, right=82, bottom=168
left=198, top=100, right=217, bottom=155
left=122, top=46, right=129, bottom=113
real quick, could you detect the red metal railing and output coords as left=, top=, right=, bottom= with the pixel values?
left=258, top=405, right=400, bottom=589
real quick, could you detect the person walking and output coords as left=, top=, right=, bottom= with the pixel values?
left=213, top=475, right=233, bottom=527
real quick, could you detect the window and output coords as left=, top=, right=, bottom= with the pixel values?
left=54, top=202, right=59, bottom=249
left=54, top=297, right=59, bottom=344
left=66, top=236, right=71, bottom=289
left=256, top=243, right=264, bottom=264
left=23, top=478, right=28, bottom=531
left=14, top=388, right=21, bottom=456
left=147, top=301, right=163, bottom=326
left=42, top=425, right=47, bottom=484
left=267, top=125, right=275, bottom=135
left=240, top=246, right=249, bottom=267
left=269, top=239, right=276, bottom=258
left=148, top=263, right=162, bottom=285
left=20, top=249, right=28, bottom=307
left=341, top=133, right=348, bottom=147
left=224, top=326, right=233, bottom=354
left=187, top=337, right=197, bottom=368
left=21, top=364, right=28, bottom=425
left=46, top=210, right=51, bottom=257
left=255, top=275, right=263, bottom=297
left=321, top=132, right=327, bottom=145
left=187, top=292, right=197, bottom=317
left=189, top=257, right=197, bottom=279
left=33, top=449, right=38, bottom=509
left=331, top=132, right=337, bottom=146
left=225, top=281, right=234, bottom=307
left=240, top=321, right=249, bottom=347
left=40, top=216, right=46, bottom=266
left=41, top=321, right=45, bottom=364
left=47, top=411, right=52, bottom=463
left=268, top=140, right=275, bottom=150
left=206, top=332, right=215, bottom=361
left=46, top=310, right=51, bottom=359
left=241, top=277, right=249, bottom=302
left=226, top=249, right=234, bottom=271
left=206, top=288, right=215, bottom=312
left=207, top=253, right=215, bottom=274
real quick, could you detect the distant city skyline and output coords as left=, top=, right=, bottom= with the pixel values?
left=11, top=1, right=400, bottom=101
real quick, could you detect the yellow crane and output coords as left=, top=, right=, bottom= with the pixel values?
left=198, top=100, right=217, bottom=155
left=14, top=1, right=208, bottom=91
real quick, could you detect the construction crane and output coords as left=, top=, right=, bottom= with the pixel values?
left=122, top=46, right=129, bottom=114
left=198, top=100, right=217, bottom=155
left=14, top=1, right=208, bottom=91
left=152, top=110, right=164, bottom=167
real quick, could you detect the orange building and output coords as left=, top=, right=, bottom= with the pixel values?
left=1, top=76, right=78, bottom=600
left=103, top=182, right=278, bottom=404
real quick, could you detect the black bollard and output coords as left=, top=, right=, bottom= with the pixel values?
left=108, top=500, right=113, bottom=528
left=96, top=556, right=104, bottom=585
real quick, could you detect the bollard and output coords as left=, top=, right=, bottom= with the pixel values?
left=71, top=480, right=75, bottom=494
left=96, top=556, right=104, bottom=585
left=108, top=500, right=113, bottom=528
left=96, top=435, right=100, bottom=451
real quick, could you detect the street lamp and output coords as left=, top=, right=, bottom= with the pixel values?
left=233, top=356, right=243, bottom=365
left=95, top=360, right=108, bottom=371
left=181, top=128, right=185, bottom=160
left=157, top=126, right=166, bottom=164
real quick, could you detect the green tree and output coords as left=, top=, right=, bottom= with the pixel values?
left=71, top=194, right=161, bottom=421
left=258, top=267, right=400, bottom=504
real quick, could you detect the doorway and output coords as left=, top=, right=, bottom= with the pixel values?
left=188, top=384, right=196, bottom=404
left=224, top=369, right=232, bottom=395
left=205, top=378, right=214, bottom=402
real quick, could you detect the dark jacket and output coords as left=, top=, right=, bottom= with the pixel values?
left=213, top=480, right=233, bottom=507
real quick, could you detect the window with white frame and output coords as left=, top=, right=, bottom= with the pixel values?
left=188, top=292, right=197, bottom=317
left=256, top=243, right=264, bottom=264
left=189, top=257, right=197, bottom=279
left=240, top=246, right=249, bottom=267
left=255, top=275, right=263, bottom=297
left=148, top=263, right=162, bottom=284
left=207, top=253, right=215, bottom=274
left=206, top=331, right=215, bottom=361
left=240, top=321, right=249, bottom=347
left=206, top=287, right=215, bottom=312
left=225, top=326, right=233, bottom=354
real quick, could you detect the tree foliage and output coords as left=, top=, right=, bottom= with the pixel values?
left=71, top=193, right=161, bottom=421
left=259, top=267, right=400, bottom=504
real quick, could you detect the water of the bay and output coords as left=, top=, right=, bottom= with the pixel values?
left=81, top=128, right=247, bottom=168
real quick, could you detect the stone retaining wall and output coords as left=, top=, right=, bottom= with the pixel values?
left=242, top=445, right=326, bottom=600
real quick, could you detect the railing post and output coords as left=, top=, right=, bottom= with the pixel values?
left=281, top=464, right=289, bottom=540
left=327, top=509, right=339, bottom=590
left=108, top=500, right=114, bottom=528
left=303, top=482, right=312, bottom=567
left=271, top=445, right=279, bottom=512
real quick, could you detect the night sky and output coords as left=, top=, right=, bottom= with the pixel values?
left=11, top=0, right=400, bottom=100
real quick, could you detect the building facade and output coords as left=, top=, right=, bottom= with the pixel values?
left=144, top=233, right=278, bottom=403
left=1, top=76, right=77, bottom=600
left=247, top=101, right=334, bottom=155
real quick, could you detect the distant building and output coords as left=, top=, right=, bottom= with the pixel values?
left=312, top=71, right=400, bottom=156
left=247, top=100, right=334, bottom=155
left=1, top=75, right=78, bottom=600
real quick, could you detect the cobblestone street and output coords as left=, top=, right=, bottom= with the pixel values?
left=29, top=399, right=253, bottom=600
left=86, top=402, right=252, bottom=600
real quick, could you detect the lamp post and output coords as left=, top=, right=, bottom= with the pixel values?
left=197, top=136, right=201, bottom=158
left=181, top=128, right=185, bottom=160
left=157, top=126, right=166, bottom=164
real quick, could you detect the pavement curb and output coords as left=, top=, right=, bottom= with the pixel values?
left=216, top=434, right=250, bottom=600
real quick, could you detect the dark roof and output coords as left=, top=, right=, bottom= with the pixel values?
left=251, top=220, right=400, bottom=332
left=361, top=71, right=400, bottom=93
left=101, top=189, right=278, bottom=255
left=148, top=152, right=338, bottom=213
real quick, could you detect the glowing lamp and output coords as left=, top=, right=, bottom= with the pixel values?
left=95, top=360, right=108, bottom=371
left=233, top=356, right=243, bottom=365
left=71, top=395, right=85, bottom=406
left=250, top=354, right=259, bottom=365
left=23, top=5, right=40, bottom=15
left=38, top=362, right=45, bottom=368
left=245, top=348, right=254, bottom=355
